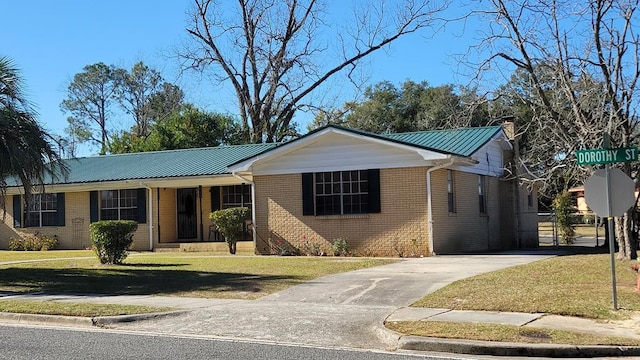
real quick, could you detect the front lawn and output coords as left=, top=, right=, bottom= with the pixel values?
left=386, top=252, right=640, bottom=346
left=411, top=253, right=640, bottom=320
left=0, top=252, right=393, bottom=299
left=387, top=321, right=640, bottom=346
left=0, top=299, right=170, bottom=317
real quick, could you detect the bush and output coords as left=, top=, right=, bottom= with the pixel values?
left=553, top=191, right=576, bottom=244
left=210, top=207, right=249, bottom=254
left=8, top=234, right=58, bottom=251
left=90, top=220, right=138, bottom=264
left=300, top=236, right=328, bottom=256
left=332, top=238, right=349, bottom=256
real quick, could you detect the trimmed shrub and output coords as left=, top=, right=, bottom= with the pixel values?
left=332, top=238, right=349, bottom=256
left=210, top=207, right=249, bottom=254
left=8, top=234, right=58, bottom=251
left=90, top=220, right=138, bottom=264
left=553, top=191, right=576, bottom=244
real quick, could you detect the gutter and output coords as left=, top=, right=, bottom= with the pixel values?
left=426, top=157, right=455, bottom=255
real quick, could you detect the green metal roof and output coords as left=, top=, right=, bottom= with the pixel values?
left=288, top=124, right=504, bottom=157
left=7, top=125, right=504, bottom=187
left=382, top=126, right=503, bottom=157
left=9, top=143, right=277, bottom=186
left=229, top=125, right=506, bottom=169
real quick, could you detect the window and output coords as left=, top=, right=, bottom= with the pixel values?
left=315, top=170, right=370, bottom=215
left=100, top=189, right=138, bottom=221
left=222, top=185, right=252, bottom=209
left=447, top=170, right=456, bottom=213
left=478, top=175, right=486, bottom=214
left=13, top=193, right=65, bottom=228
left=302, top=169, right=380, bottom=216
left=26, top=193, right=58, bottom=227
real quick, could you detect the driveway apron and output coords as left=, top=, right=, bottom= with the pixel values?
left=108, top=253, right=551, bottom=349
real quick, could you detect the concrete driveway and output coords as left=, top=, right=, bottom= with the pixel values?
left=259, top=253, right=551, bottom=307
left=108, top=253, right=552, bottom=349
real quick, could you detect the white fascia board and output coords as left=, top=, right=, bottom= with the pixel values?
left=229, top=127, right=456, bottom=173
left=493, top=130, right=513, bottom=150
left=415, top=149, right=449, bottom=162
left=4, top=174, right=245, bottom=195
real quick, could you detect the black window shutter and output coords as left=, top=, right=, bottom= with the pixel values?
left=89, top=191, right=99, bottom=223
left=12, top=195, right=22, bottom=228
left=56, top=193, right=65, bottom=226
left=302, top=173, right=314, bottom=215
left=137, top=188, right=147, bottom=224
left=211, top=186, right=221, bottom=212
left=368, top=169, right=381, bottom=213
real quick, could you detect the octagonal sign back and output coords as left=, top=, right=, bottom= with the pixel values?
left=584, top=168, right=635, bottom=217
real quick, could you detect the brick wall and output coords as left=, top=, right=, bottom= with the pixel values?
left=1, top=192, right=151, bottom=251
left=254, top=167, right=430, bottom=257
left=431, top=170, right=503, bottom=254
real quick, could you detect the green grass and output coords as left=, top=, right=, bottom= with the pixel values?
left=0, top=299, right=170, bottom=317
left=0, top=250, right=95, bottom=263
left=387, top=253, right=640, bottom=346
left=0, top=252, right=393, bottom=299
left=387, top=321, right=640, bottom=346
left=412, top=254, right=640, bottom=320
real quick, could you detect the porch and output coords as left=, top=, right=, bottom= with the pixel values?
left=154, top=183, right=254, bottom=249
left=154, top=240, right=255, bottom=253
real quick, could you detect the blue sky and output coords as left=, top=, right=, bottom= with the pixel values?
left=4, top=1, right=482, bottom=155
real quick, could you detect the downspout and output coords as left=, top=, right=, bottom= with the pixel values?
left=512, top=134, right=522, bottom=248
left=426, top=157, right=455, bottom=255
left=232, top=173, right=257, bottom=248
left=156, top=189, right=161, bottom=244
left=139, top=183, right=153, bottom=251
left=198, top=185, right=203, bottom=242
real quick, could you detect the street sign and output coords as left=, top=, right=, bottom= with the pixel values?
left=584, top=168, right=635, bottom=217
left=576, top=147, right=638, bottom=165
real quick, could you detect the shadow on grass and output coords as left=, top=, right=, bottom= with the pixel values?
left=118, top=263, right=186, bottom=268
left=443, top=246, right=611, bottom=256
left=0, top=267, right=303, bottom=296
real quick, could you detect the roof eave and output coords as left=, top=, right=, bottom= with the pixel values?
left=228, top=125, right=459, bottom=173
left=3, top=174, right=245, bottom=195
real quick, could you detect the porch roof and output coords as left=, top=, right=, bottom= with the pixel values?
left=7, top=143, right=277, bottom=187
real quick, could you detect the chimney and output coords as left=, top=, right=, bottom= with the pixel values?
left=502, top=116, right=516, bottom=141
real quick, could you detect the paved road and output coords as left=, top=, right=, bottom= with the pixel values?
left=107, top=253, right=552, bottom=350
left=0, top=324, right=472, bottom=360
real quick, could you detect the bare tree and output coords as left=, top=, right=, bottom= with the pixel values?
left=181, top=0, right=449, bottom=143
left=114, top=62, right=183, bottom=139
left=61, top=63, right=118, bottom=155
left=114, top=62, right=161, bottom=139
left=473, top=0, right=640, bottom=259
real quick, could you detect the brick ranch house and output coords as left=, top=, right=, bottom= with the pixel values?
left=0, top=124, right=538, bottom=255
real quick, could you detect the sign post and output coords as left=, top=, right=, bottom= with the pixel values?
left=579, top=135, right=637, bottom=310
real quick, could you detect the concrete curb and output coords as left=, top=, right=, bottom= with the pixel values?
left=378, top=313, right=640, bottom=358
left=0, top=312, right=94, bottom=327
left=371, top=322, right=401, bottom=351
left=92, top=310, right=190, bottom=327
left=0, top=310, right=188, bottom=328
left=397, top=335, right=640, bottom=358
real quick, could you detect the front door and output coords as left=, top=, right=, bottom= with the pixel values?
left=177, top=188, right=198, bottom=239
